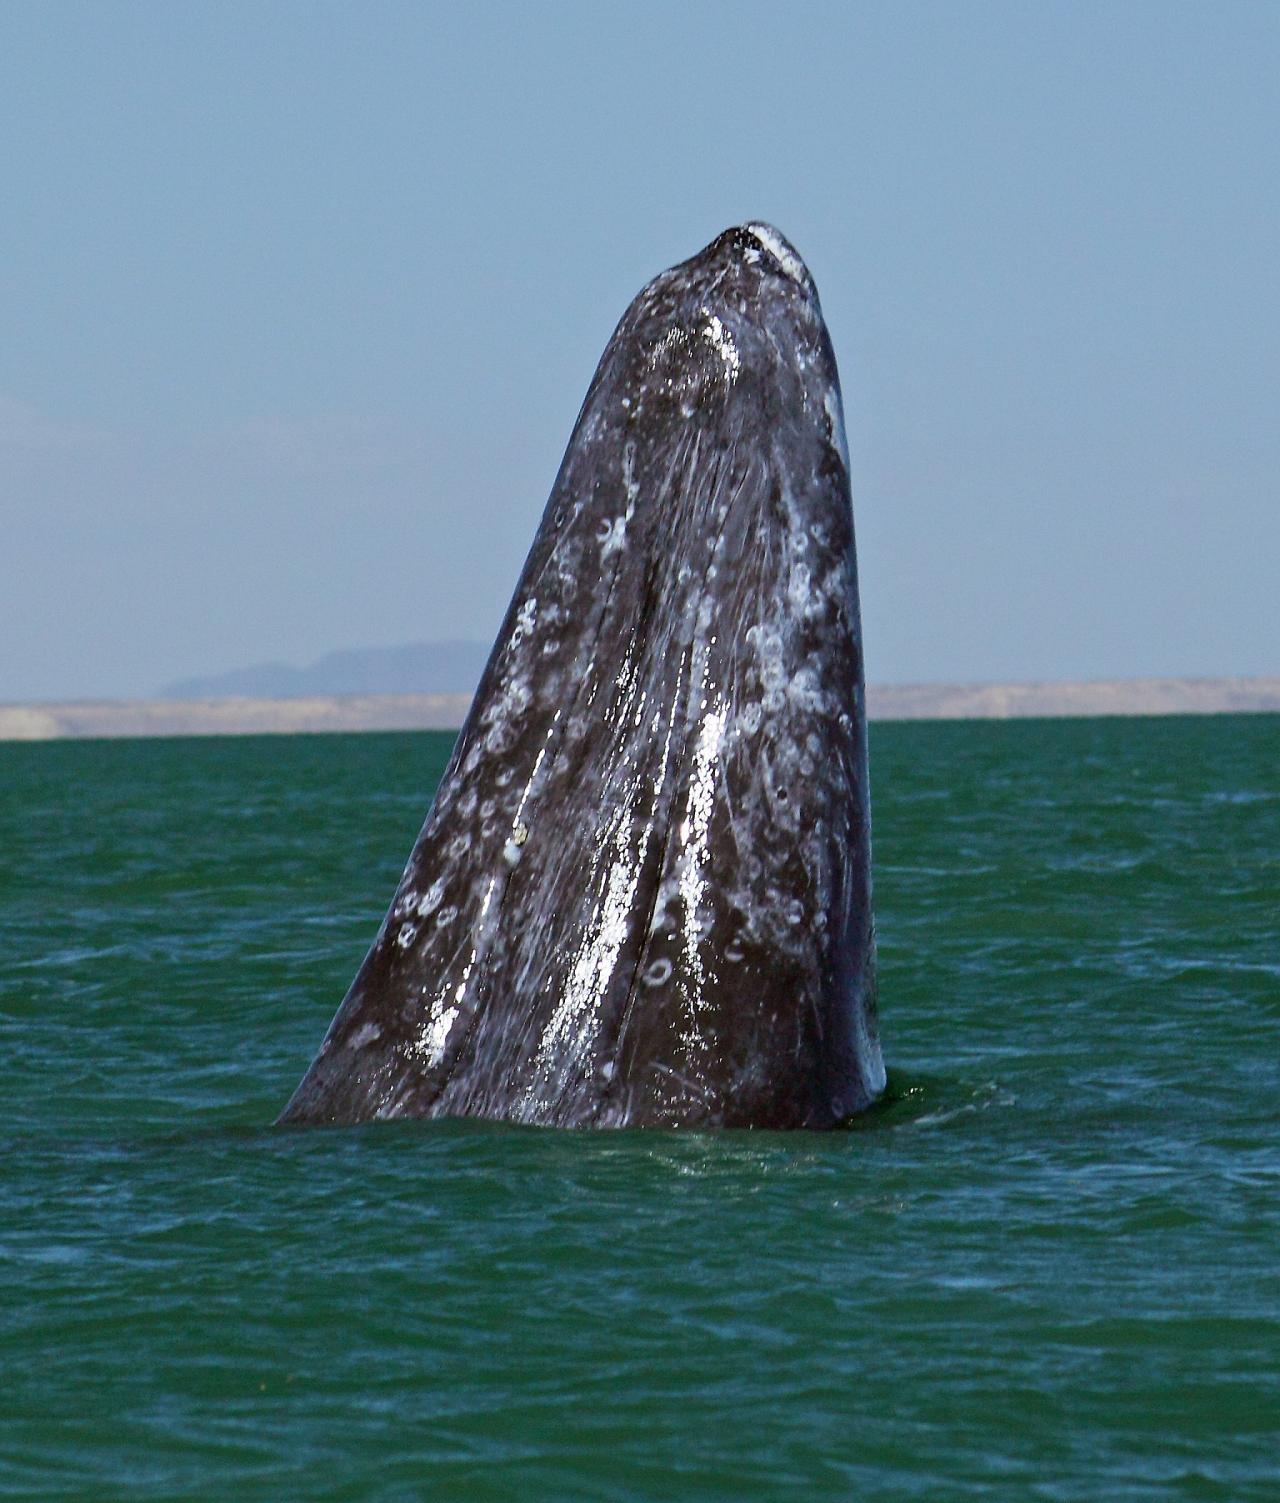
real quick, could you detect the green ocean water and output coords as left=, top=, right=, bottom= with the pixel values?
left=1, top=716, right=1277, bottom=1500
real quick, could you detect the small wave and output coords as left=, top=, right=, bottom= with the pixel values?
left=909, top=1079, right=1017, bottom=1129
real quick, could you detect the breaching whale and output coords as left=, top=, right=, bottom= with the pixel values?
left=279, top=223, right=884, bottom=1129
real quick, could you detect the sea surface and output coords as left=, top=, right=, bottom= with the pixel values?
left=1, top=717, right=1277, bottom=1500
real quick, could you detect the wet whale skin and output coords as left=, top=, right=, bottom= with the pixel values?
left=279, top=223, right=884, bottom=1129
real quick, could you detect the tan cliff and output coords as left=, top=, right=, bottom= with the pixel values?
left=1, top=678, right=1278, bottom=743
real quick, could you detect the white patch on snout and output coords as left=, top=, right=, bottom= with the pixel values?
left=744, top=223, right=808, bottom=285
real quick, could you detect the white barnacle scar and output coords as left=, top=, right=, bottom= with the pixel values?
left=701, top=311, right=740, bottom=382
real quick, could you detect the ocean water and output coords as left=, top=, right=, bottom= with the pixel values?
left=1, top=716, right=1276, bottom=1500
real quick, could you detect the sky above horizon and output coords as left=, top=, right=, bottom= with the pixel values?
left=3, top=1, right=1277, bottom=701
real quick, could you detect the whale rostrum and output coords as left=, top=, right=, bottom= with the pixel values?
left=279, top=223, right=884, bottom=1129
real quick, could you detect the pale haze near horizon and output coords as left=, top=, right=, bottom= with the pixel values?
left=2, top=1, right=1276, bottom=703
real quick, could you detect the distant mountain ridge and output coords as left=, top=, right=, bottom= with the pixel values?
left=162, top=640, right=490, bottom=700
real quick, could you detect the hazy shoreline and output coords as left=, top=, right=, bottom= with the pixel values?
left=2, top=677, right=1278, bottom=743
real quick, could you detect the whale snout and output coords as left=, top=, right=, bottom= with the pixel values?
left=687, top=223, right=817, bottom=300
left=740, top=222, right=811, bottom=286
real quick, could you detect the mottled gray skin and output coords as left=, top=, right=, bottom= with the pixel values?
left=279, top=223, right=884, bottom=1129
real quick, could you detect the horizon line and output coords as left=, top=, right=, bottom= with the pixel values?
left=3, top=674, right=1279, bottom=743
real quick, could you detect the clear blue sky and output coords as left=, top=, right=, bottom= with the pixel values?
left=3, top=1, right=1276, bottom=701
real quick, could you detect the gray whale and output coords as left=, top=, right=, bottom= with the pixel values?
left=279, top=223, right=884, bottom=1128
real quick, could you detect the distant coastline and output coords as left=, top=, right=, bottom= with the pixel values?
left=2, top=677, right=1278, bottom=743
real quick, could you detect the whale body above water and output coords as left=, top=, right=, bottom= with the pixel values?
left=279, top=223, right=884, bottom=1129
